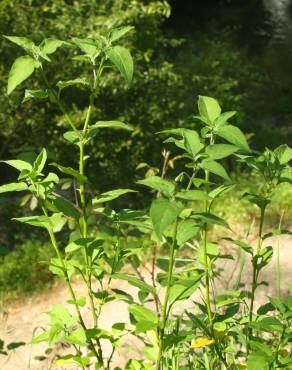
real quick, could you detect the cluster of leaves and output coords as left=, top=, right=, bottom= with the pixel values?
left=1, top=23, right=292, bottom=370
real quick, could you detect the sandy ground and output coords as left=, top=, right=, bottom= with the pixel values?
left=0, top=235, right=291, bottom=370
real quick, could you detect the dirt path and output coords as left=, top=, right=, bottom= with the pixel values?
left=1, top=235, right=291, bottom=370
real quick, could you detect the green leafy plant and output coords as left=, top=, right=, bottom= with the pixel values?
left=2, top=28, right=292, bottom=370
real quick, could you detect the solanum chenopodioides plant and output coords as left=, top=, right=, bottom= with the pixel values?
left=1, top=27, right=139, bottom=369
left=135, top=96, right=252, bottom=369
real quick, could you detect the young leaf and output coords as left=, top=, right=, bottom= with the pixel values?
left=13, top=215, right=52, bottom=229
left=73, top=38, right=99, bottom=57
left=183, top=129, right=203, bottom=157
left=150, top=198, right=183, bottom=240
left=137, top=176, right=175, bottom=198
left=198, top=95, right=221, bottom=124
left=214, top=111, right=237, bottom=127
left=192, top=212, right=230, bottom=229
left=92, top=189, right=136, bottom=204
left=205, top=144, right=238, bottom=160
left=33, top=148, right=47, bottom=174
left=0, top=182, right=28, bottom=194
left=106, top=46, right=133, bottom=84
left=177, top=220, right=199, bottom=246
left=8, top=56, right=39, bottom=95
left=23, top=89, right=48, bottom=103
left=217, top=125, right=250, bottom=152
left=200, top=159, right=230, bottom=181
left=129, top=304, right=158, bottom=327
left=57, top=78, right=90, bottom=91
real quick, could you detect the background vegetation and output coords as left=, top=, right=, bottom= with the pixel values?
left=0, top=0, right=292, bottom=300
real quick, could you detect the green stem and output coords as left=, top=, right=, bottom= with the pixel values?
left=248, top=205, right=266, bottom=352
left=41, top=206, right=100, bottom=362
left=156, top=219, right=179, bottom=370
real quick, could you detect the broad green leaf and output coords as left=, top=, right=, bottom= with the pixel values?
left=198, top=95, right=221, bottom=124
left=200, top=159, right=230, bottom=181
left=183, top=129, right=203, bottom=157
left=57, top=78, right=90, bottom=91
left=33, top=148, right=47, bottom=173
left=106, top=46, right=133, bottom=84
left=275, top=144, right=292, bottom=164
left=63, top=130, right=80, bottom=146
left=217, top=125, right=250, bottom=152
left=66, top=328, right=87, bottom=346
left=92, top=189, right=136, bottom=204
left=138, top=176, right=175, bottom=198
left=205, top=144, right=238, bottom=160
left=51, top=196, right=81, bottom=220
left=73, top=38, right=99, bottom=57
left=129, top=304, right=158, bottom=328
left=198, top=243, right=219, bottom=264
left=50, top=163, right=87, bottom=184
left=1, top=159, right=32, bottom=172
left=0, top=182, right=28, bottom=194
left=113, top=273, right=156, bottom=293
left=176, top=190, right=210, bottom=201
left=23, top=89, right=48, bottom=103
left=110, top=26, right=134, bottom=42
left=177, top=220, right=199, bottom=246
left=4, top=35, right=35, bottom=51
left=40, top=38, right=70, bottom=55
left=8, top=56, right=39, bottom=95
left=150, top=198, right=183, bottom=240
left=31, top=330, right=50, bottom=344
left=247, top=353, right=269, bottom=370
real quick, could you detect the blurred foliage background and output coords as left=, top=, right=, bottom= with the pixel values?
left=0, top=0, right=292, bottom=298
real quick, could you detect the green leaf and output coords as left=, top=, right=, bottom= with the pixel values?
left=198, top=95, right=221, bottom=124
left=247, top=353, right=269, bottom=370
left=50, top=163, right=87, bottom=184
left=51, top=196, right=81, bottom=220
left=129, top=304, right=158, bottom=331
left=90, top=120, right=133, bottom=132
left=138, top=176, right=175, bottom=198
left=217, top=125, right=250, bottom=152
left=176, top=190, right=210, bottom=201
left=106, top=46, right=134, bottom=84
left=205, top=144, right=238, bottom=160
left=40, top=38, right=70, bottom=55
left=73, top=38, right=99, bottom=57
left=150, top=198, right=183, bottom=240
left=192, top=212, right=230, bottom=229
left=8, top=56, right=39, bottom=95
left=113, top=273, right=156, bottom=294
left=13, top=215, right=51, bottom=229
left=66, top=328, right=87, bottom=346
left=92, top=188, right=136, bottom=204
left=110, top=26, right=134, bottom=42
left=1, top=159, right=32, bottom=172
left=23, top=89, right=48, bottom=103
left=200, top=159, right=230, bottom=181
left=0, top=182, right=28, bottom=194
left=33, top=148, right=47, bottom=173
left=214, top=111, right=237, bottom=127
left=275, top=144, right=292, bottom=164
left=31, top=330, right=50, bottom=344
left=57, top=78, right=90, bottom=91
left=183, top=129, right=203, bottom=157
left=4, top=35, right=35, bottom=51
left=177, top=220, right=199, bottom=246
left=224, top=238, right=253, bottom=254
